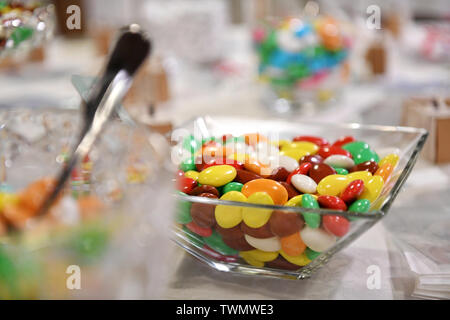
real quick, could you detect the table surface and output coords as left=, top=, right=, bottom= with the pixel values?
left=1, top=34, right=450, bottom=300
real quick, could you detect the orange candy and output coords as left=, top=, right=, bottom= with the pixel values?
left=78, top=195, right=105, bottom=220
left=20, top=177, right=56, bottom=212
left=243, top=133, right=268, bottom=146
left=2, top=203, right=34, bottom=229
left=280, top=232, right=306, bottom=256
left=241, top=179, right=288, bottom=205
left=318, top=17, right=342, bottom=51
left=244, top=158, right=272, bottom=178
left=374, top=163, right=393, bottom=182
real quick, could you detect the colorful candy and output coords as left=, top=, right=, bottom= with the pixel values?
left=176, top=132, right=401, bottom=272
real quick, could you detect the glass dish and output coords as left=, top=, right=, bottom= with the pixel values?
left=0, top=106, right=173, bottom=298
left=171, top=116, right=428, bottom=279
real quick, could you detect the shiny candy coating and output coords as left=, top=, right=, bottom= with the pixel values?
left=284, top=195, right=304, bottom=207
left=177, top=176, right=197, bottom=194
left=242, top=192, right=274, bottom=228
left=244, top=234, right=281, bottom=252
left=190, top=193, right=218, bottom=228
left=305, top=247, right=321, bottom=260
left=317, top=195, right=347, bottom=210
left=280, top=232, right=307, bottom=256
left=244, top=158, right=272, bottom=177
left=204, top=231, right=239, bottom=256
left=279, top=148, right=312, bottom=162
left=267, top=167, right=290, bottom=181
left=331, top=136, right=355, bottom=148
left=241, top=179, right=288, bottom=205
left=324, top=155, right=354, bottom=169
left=287, top=162, right=312, bottom=184
left=340, top=179, right=364, bottom=203
left=203, top=158, right=244, bottom=171
left=235, top=169, right=262, bottom=184
left=186, top=221, right=213, bottom=237
left=223, top=235, right=254, bottom=251
left=281, top=141, right=319, bottom=154
left=334, top=167, right=348, bottom=175
left=198, top=165, right=237, bottom=187
left=300, top=226, right=336, bottom=252
left=279, top=250, right=311, bottom=267
left=309, top=163, right=336, bottom=184
left=322, top=215, right=350, bottom=237
left=180, top=157, right=197, bottom=172
left=175, top=191, right=192, bottom=224
left=291, top=174, right=317, bottom=194
left=215, top=191, right=246, bottom=228
left=299, top=154, right=323, bottom=165
left=348, top=199, right=370, bottom=213
left=318, top=145, right=352, bottom=159
left=278, top=155, right=300, bottom=172
left=242, top=249, right=279, bottom=262
left=241, top=221, right=274, bottom=239
left=346, top=171, right=373, bottom=185
left=293, top=135, right=329, bottom=147
left=301, top=194, right=321, bottom=229
left=184, top=170, right=199, bottom=181
left=379, top=153, right=399, bottom=168
left=190, top=185, right=220, bottom=197
left=239, top=252, right=265, bottom=267
left=222, top=182, right=244, bottom=194
left=375, top=163, right=393, bottom=182
left=278, top=181, right=300, bottom=199
left=349, top=160, right=378, bottom=174
left=358, top=175, right=384, bottom=203
left=269, top=210, right=304, bottom=237
left=316, top=174, right=349, bottom=196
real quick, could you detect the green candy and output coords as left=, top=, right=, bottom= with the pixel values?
left=69, top=225, right=109, bottom=261
left=334, top=167, right=348, bottom=175
left=305, top=248, right=321, bottom=260
left=180, top=157, right=196, bottom=172
left=11, top=27, right=33, bottom=47
left=300, top=194, right=321, bottom=229
left=204, top=231, right=238, bottom=256
left=182, top=135, right=200, bottom=154
left=222, top=182, right=243, bottom=194
left=342, top=141, right=370, bottom=154
left=183, top=226, right=204, bottom=248
left=353, top=148, right=380, bottom=165
left=348, top=199, right=371, bottom=221
left=175, top=191, right=192, bottom=224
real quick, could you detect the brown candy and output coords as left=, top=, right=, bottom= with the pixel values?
left=190, top=185, right=220, bottom=197
left=299, top=154, right=323, bottom=165
left=278, top=181, right=300, bottom=199
left=240, top=222, right=274, bottom=239
left=267, top=167, right=290, bottom=181
left=266, top=256, right=300, bottom=271
left=190, top=193, right=218, bottom=228
left=235, top=169, right=262, bottom=184
left=215, top=224, right=244, bottom=239
left=349, top=160, right=379, bottom=174
left=269, top=210, right=304, bottom=237
left=223, top=236, right=255, bottom=251
left=309, top=163, right=336, bottom=184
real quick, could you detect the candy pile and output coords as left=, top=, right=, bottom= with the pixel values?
left=175, top=133, right=399, bottom=270
left=0, top=1, right=52, bottom=53
left=254, top=16, right=350, bottom=102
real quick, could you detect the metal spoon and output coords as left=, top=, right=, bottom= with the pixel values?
left=39, top=24, right=151, bottom=216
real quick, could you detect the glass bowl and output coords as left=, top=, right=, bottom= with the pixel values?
left=0, top=106, right=173, bottom=298
left=171, top=116, right=428, bottom=279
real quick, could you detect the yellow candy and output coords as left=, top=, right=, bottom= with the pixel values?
left=198, top=165, right=237, bottom=187
left=215, top=191, right=247, bottom=228
left=0, top=193, right=19, bottom=211
left=358, top=175, right=384, bottom=203
left=281, top=141, right=319, bottom=154
left=272, top=139, right=290, bottom=149
left=244, top=249, right=278, bottom=262
left=242, top=192, right=273, bottom=228
left=316, top=175, right=350, bottom=196
left=239, top=252, right=265, bottom=267
left=279, top=149, right=311, bottom=162
left=228, top=153, right=248, bottom=163
left=379, top=153, right=399, bottom=169
left=284, top=194, right=317, bottom=207
left=184, top=170, right=199, bottom=181
left=279, top=250, right=311, bottom=266
left=346, top=171, right=373, bottom=185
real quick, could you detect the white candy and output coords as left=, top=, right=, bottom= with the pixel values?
left=291, top=174, right=317, bottom=194
left=277, top=30, right=304, bottom=53
left=277, top=155, right=299, bottom=172
left=244, top=235, right=281, bottom=252
left=324, top=155, right=355, bottom=169
left=300, top=226, right=336, bottom=252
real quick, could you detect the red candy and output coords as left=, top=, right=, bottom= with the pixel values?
left=318, top=146, right=352, bottom=159
left=317, top=195, right=347, bottom=211
left=186, top=221, right=213, bottom=237
left=331, top=136, right=355, bottom=148
left=322, top=215, right=350, bottom=237
left=278, top=181, right=300, bottom=199
left=202, top=245, right=238, bottom=262
left=293, top=135, right=329, bottom=147
left=308, top=163, right=336, bottom=184
left=299, top=154, right=323, bottom=165
left=177, top=176, right=197, bottom=193
left=340, top=179, right=364, bottom=203
left=267, top=167, right=290, bottom=181
left=287, top=162, right=312, bottom=184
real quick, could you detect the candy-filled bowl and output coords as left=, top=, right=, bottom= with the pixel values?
left=171, top=116, right=428, bottom=279
left=0, top=106, right=173, bottom=298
